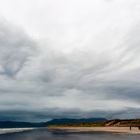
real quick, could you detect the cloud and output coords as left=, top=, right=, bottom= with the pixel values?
left=0, top=19, right=36, bottom=78
left=0, top=0, right=140, bottom=121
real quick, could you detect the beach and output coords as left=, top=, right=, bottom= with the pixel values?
left=0, top=128, right=140, bottom=140
left=49, top=127, right=140, bottom=134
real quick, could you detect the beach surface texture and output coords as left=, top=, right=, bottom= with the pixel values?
left=49, top=127, right=140, bottom=134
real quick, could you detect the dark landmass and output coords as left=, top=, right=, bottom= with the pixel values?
left=1, top=118, right=140, bottom=128
left=0, top=118, right=106, bottom=128
left=45, top=118, right=107, bottom=126
left=0, top=121, right=44, bottom=128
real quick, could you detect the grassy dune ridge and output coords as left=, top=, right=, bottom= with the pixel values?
left=47, top=119, right=140, bottom=127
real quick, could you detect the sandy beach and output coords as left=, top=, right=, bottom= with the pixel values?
left=1, top=128, right=140, bottom=140
left=48, top=127, right=140, bottom=134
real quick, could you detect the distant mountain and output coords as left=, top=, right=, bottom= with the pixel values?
left=0, top=121, right=44, bottom=128
left=0, top=118, right=107, bottom=128
left=45, top=118, right=107, bottom=126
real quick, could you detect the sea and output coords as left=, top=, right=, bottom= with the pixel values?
left=0, top=128, right=140, bottom=140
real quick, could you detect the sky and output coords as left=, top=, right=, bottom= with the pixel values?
left=0, top=0, right=140, bottom=122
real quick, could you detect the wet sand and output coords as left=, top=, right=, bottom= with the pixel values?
left=0, top=128, right=140, bottom=140
left=49, top=127, right=140, bottom=134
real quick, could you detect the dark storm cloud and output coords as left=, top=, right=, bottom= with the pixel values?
left=0, top=107, right=139, bottom=122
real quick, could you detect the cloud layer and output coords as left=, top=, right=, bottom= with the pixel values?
left=0, top=0, right=140, bottom=121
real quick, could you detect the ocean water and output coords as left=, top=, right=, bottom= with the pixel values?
left=0, top=128, right=140, bottom=140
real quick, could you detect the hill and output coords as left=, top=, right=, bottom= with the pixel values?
left=45, top=118, right=107, bottom=126
left=105, top=119, right=140, bottom=127
left=47, top=119, right=140, bottom=127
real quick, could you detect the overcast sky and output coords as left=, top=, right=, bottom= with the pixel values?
left=0, top=0, right=140, bottom=122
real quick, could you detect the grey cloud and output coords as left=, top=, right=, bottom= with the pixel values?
left=0, top=19, right=36, bottom=78
left=1, top=1, right=140, bottom=122
left=0, top=107, right=139, bottom=122
left=1, top=19, right=140, bottom=120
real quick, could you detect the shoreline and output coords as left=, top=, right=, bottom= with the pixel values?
left=48, top=126, right=140, bottom=134
left=0, top=128, right=36, bottom=135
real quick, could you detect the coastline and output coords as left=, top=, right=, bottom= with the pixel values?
left=0, top=128, right=36, bottom=135
left=48, top=127, right=140, bottom=134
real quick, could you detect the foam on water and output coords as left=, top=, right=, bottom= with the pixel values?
left=0, top=128, right=35, bottom=135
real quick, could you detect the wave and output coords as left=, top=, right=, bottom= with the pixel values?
left=0, top=128, right=36, bottom=135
